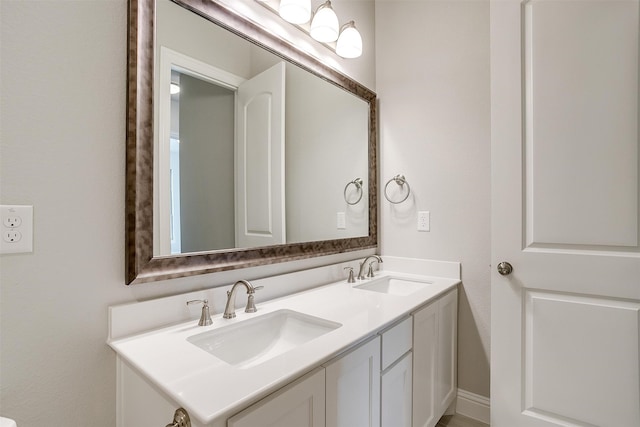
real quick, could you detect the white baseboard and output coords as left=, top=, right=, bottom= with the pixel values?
left=456, top=389, right=490, bottom=424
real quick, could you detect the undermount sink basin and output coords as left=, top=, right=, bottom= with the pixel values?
left=355, top=278, right=431, bottom=296
left=187, top=309, right=341, bottom=369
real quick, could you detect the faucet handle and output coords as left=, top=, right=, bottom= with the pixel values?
left=186, top=299, right=213, bottom=326
left=344, top=267, right=356, bottom=283
left=245, top=286, right=263, bottom=313
left=187, top=298, right=208, bottom=306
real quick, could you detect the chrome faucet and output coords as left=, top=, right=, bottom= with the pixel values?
left=357, top=255, right=383, bottom=280
left=223, top=280, right=263, bottom=319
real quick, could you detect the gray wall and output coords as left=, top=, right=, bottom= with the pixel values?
left=0, top=1, right=376, bottom=426
left=156, top=0, right=252, bottom=80
left=155, top=0, right=252, bottom=253
left=0, top=1, right=492, bottom=426
left=179, top=75, right=236, bottom=252
left=376, top=0, right=491, bottom=398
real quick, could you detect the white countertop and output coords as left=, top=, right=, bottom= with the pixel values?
left=108, top=271, right=459, bottom=425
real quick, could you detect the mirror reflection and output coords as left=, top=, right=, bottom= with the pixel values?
left=154, top=0, right=370, bottom=256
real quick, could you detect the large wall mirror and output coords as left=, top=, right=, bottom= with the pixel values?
left=126, top=0, right=378, bottom=285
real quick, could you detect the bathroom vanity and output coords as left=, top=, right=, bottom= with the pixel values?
left=109, top=261, right=459, bottom=427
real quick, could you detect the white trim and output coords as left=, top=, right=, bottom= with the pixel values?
left=456, top=388, right=490, bottom=425
left=161, top=46, right=246, bottom=90
left=116, top=357, right=124, bottom=427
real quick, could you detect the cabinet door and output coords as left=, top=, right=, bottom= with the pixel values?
left=325, top=336, right=381, bottom=427
left=436, top=289, right=457, bottom=415
left=382, top=351, right=413, bottom=427
left=228, top=368, right=325, bottom=427
left=118, top=358, right=190, bottom=427
left=412, top=301, right=438, bottom=427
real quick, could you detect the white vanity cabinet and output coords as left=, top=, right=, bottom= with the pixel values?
left=412, top=289, right=458, bottom=427
left=229, top=336, right=382, bottom=427
left=110, top=273, right=460, bottom=427
left=118, top=359, right=197, bottom=427
left=380, top=317, right=414, bottom=427
left=435, top=289, right=458, bottom=413
left=228, top=368, right=326, bottom=427
left=324, top=336, right=381, bottom=427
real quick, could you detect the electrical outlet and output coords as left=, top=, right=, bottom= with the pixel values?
left=3, top=230, right=22, bottom=243
left=1, top=205, right=33, bottom=254
left=4, top=216, right=22, bottom=228
left=417, top=211, right=430, bottom=232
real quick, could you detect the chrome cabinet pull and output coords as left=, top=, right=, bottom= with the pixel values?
left=166, top=408, right=190, bottom=427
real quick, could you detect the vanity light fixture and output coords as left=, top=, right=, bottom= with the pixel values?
left=336, top=21, right=362, bottom=59
left=255, top=0, right=363, bottom=59
left=310, top=1, right=339, bottom=43
left=278, top=0, right=311, bottom=24
left=170, top=83, right=180, bottom=95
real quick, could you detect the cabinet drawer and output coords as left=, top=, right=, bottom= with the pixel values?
left=380, top=317, right=413, bottom=370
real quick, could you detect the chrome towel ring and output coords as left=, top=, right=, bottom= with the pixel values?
left=384, top=174, right=411, bottom=204
left=344, top=178, right=364, bottom=205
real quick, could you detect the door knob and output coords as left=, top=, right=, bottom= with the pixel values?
left=497, top=262, right=513, bottom=276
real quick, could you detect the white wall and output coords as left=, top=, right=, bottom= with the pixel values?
left=285, top=64, right=370, bottom=242
left=0, top=1, right=375, bottom=426
left=376, top=0, right=491, bottom=397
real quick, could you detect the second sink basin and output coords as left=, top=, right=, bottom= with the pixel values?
left=187, top=309, right=341, bottom=369
left=355, top=278, right=431, bottom=296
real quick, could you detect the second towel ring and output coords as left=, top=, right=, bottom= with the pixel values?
left=384, top=174, right=411, bottom=204
left=344, top=178, right=364, bottom=205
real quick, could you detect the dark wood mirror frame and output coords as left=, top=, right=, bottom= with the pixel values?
left=126, top=0, right=378, bottom=285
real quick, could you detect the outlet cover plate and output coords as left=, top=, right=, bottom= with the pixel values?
left=1, top=205, right=33, bottom=254
left=417, top=211, right=430, bottom=232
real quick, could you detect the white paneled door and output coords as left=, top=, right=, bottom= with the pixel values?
left=236, top=62, right=286, bottom=248
left=490, top=0, right=640, bottom=426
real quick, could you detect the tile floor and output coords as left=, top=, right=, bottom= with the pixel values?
left=436, top=414, right=490, bottom=427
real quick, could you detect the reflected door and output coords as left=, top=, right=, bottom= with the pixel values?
left=491, top=0, right=640, bottom=426
left=236, top=62, right=286, bottom=248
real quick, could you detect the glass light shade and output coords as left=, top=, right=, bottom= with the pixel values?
left=170, top=83, right=180, bottom=95
left=310, top=1, right=339, bottom=43
left=279, top=0, right=311, bottom=24
left=336, top=21, right=362, bottom=58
